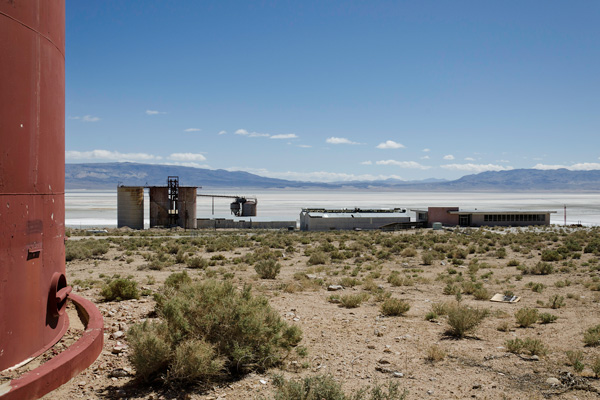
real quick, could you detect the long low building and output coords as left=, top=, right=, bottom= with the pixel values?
left=300, top=208, right=409, bottom=231
left=423, top=207, right=556, bottom=227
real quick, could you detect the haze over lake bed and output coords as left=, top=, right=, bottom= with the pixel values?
left=64, top=190, right=600, bottom=228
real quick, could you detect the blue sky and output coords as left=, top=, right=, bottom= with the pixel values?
left=65, top=1, right=600, bottom=182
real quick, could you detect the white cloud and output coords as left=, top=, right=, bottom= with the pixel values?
left=66, top=149, right=160, bottom=162
left=168, top=153, right=207, bottom=162
left=162, top=162, right=211, bottom=169
left=235, top=129, right=269, bottom=138
left=376, top=140, right=405, bottom=149
left=225, top=167, right=404, bottom=183
left=145, top=110, right=166, bottom=115
left=218, top=130, right=227, bottom=135
left=361, top=161, right=373, bottom=165
left=184, top=128, right=201, bottom=132
left=421, top=155, right=430, bottom=160
left=375, top=160, right=431, bottom=169
left=464, top=157, right=476, bottom=161
left=441, top=163, right=513, bottom=173
left=326, top=137, right=361, bottom=145
left=270, top=133, right=298, bottom=140
left=69, top=115, right=100, bottom=122
left=423, top=148, right=430, bottom=152
left=443, top=154, right=455, bottom=160
left=297, top=144, right=312, bottom=148
left=533, top=163, right=600, bottom=171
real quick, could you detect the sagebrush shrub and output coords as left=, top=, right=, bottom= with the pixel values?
left=255, top=259, right=282, bottom=279
left=100, top=278, right=139, bottom=301
left=380, top=298, right=410, bottom=316
left=445, top=304, right=488, bottom=338
left=515, top=308, right=539, bottom=328
left=340, top=293, right=369, bottom=308
left=129, top=278, right=302, bottom=383
left=584, top=324, right=600, bottom=347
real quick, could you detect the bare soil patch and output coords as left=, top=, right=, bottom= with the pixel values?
left=31, top=227, right=600, bottom=399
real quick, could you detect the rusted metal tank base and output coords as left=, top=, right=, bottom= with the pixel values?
left=0, top=294, right=104, bottom=400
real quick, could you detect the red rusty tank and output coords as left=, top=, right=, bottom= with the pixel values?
left=0, top=0, right=69, bottom=371
left=1, top=4, right=102, bottom=398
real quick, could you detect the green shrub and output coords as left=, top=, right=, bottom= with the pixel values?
left=584, top=324, right=600, bottom=347
left=526, top=262, right=554, bottom=275
left=591, top=356, right=600, bottom=378
left=255, top=259, right=282, bottom=279
left=421, top=252, right=434, bottom=265
left=548, top=294, right=565, bottom=309
left=506, top=337, right=548, bottom=356
left=523, top=338, right=548, bottom=356
left=380, top=298, right=410, bottom=317
left=100, top=278, right=139, bottom=301
left=387, top=273, right=413, bottom=287
left=445, top=304, right=488, bottom=338
left=129, top=280, right=302, bottom=383
left=65, top=239, right=110, bottom=261
left=515, top=308, right=539, bottom=328
left=472, top=287, right=490, bottom=300
left=186, top=256, right=208, bottom=269
left=505, top=338, right=524, bottom=354
left=541, top=250, right=562, bottom=262
left=164, top=271, right=192, bottom=289
left=538, top=313, right=558, bottom=324
left=308, top=251, right=329, bottom=265
left=566, top=350, right=585, bottom=373
left=443, top=283, right=461, bottom=296
left=340, top=293, right=369, bottom=308
left=529, top=282, right=545, bottom=293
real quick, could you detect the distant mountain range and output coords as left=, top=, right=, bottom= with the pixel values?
left=65, top=163, right=600, bottom=191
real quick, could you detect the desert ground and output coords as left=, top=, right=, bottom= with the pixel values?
left=21, top=226, right=600, bottom=399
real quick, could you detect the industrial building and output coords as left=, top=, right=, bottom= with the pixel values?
left=117, top=177, right=198, bottom=229
left=117, top=177, right=259, bottom=230
left=300, top=208, right=410, bottom=231
left=420, top=207, right=556, bottom=228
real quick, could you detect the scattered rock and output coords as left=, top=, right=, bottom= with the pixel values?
left=112, top=344, right=128, bottom=354
left=111, top=331, right=124, bottom=339
left=472, top=384, right=482, bottom=389
left=110, top=368, right=130, bottom=378
left=327, top=285, right=344, bottom=291
left=393, top=372, right=404, bottom=378
left=546, top=377, right=560, bottom=386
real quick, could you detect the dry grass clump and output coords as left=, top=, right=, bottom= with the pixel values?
left=425, top=345, right=446, bottom=363
left=565, top=350, right=585, bottom=373
left=271, top=374, right=407, bottom=400
left=128, top=278, right=302, bottom=383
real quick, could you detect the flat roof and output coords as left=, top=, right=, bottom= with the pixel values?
left=448, top=210, right=557, bottom=215
left=302, top=207, right=406, bottom=214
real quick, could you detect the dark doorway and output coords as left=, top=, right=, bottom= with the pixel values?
left=459, top=214, right=471, bottom=226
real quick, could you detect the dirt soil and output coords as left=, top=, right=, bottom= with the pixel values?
left=10, top=227, right=600, bottom=399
